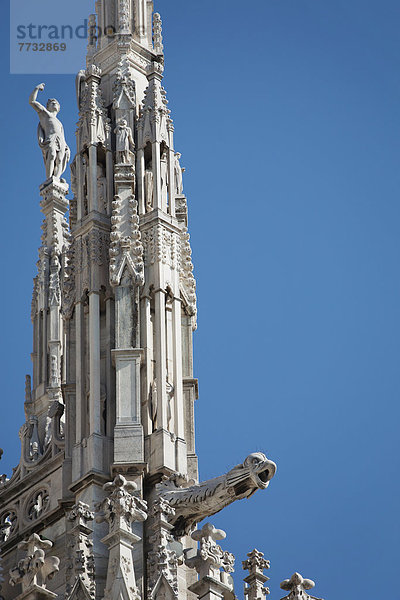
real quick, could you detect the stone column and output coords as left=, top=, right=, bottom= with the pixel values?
left=88, top=144, right=98, bottom=212
left=39, top=178, right=69, bottom=396
left=106, top=149, right=114, bottom=214
left=112, top=348, right=144, bottom=463
left=88, top=291, right=101, bottom=435
left=152, top=142, right=162, bottom=210
left=137, top=148, right=145, bottom=214
left=111, top=161, right=145, bottom=464
left=172, top=297, right=186, bottom=473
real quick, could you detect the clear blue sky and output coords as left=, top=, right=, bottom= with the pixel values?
left=1, top=1, right=399, bottom=598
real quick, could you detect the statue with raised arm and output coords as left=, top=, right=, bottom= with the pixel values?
left=29, top=83, right=71, bottom=181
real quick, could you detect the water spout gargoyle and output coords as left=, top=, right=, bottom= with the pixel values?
left=156, top=452, right=277, bottom=537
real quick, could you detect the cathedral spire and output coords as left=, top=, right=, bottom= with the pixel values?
left=0, top=6, right=281, bottom=600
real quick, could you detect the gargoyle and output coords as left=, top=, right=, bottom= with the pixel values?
left=156, top=452, right=276, bottom=537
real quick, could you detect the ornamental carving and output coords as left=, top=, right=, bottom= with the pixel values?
left=113, top=57, right=136, bottom=112
left=280, top=573, right=323, bottom=600
left=65, top=502, right=95, bottom=599
left=9, top=533, right=59, bottom=592
left=157, top=453, right=276, bottom=538
left=243, top=549, right=270, bottom=600
left=109, top=195, right=144, bottom=286
left=179, top=227, right=197, bottom=323
left=186, top=523, right=234, bottom=582
left=77, top=66, right=111, bottom=149
left=96, top=475, right=147, bottom=600
left=142, top=225, right=179, bottom=270
left=147, top=498, right=178, bottom=597
left=95, top=474, right=147, bottom=531
left=153, top=13, right=164, bottom=54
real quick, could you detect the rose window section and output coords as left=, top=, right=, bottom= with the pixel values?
left=27, top=489, right=50, bottom=521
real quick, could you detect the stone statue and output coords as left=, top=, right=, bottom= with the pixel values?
left=97, top=163, right=107, bottom=212
left=156, top=452, right=277, bottom=537
left=174, top=152, right=184, bottom=194
left=160, top=148, right=168, bottom=207
left=115, top=118, right=135, bottom=164
left=29, top=83, right=71, bottom=181
left=145, top=163, right=154, bottom=211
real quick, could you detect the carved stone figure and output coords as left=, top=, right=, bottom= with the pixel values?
left=115, top=119, right=135, bottom=164
left=157, top=453, right=276, bottom=537
left=160, top=149, right=168, bottom=207
left=29, top=83, right=70, bottom=181
left=97, top=163, right=107, bottom=212
left=145, top=165, right=154, bottom=211
left=174, top=152, right=184, bottom=195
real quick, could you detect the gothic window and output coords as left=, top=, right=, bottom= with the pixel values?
left=26, top=488, right=50, bottom=521
left=0, top=509, right=18, bottom=542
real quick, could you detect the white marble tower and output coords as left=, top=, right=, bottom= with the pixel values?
left=0, top=4, right=323, bottom=600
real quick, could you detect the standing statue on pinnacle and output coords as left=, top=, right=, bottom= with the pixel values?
left=115, top=118, right=135, bottom=164
left=29, top=83, right=70, bottom=181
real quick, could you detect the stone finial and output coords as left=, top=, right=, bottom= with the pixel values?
left=96, top=474, right=147, bottom=532
left=9, top=533, right=59, bottom=592
left=97, top=476, right=147, bottom=600
left=243, top=549, right=270, bottom=600
left=187, top=523, right=235, bottom=600
left=187, top=523, right=235, bottom=581
left=280, top=573, right=323, bottom=600
left=67, top=501, right=94, bottom=528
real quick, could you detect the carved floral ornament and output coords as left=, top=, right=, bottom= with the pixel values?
left=95, top=474, right=147, bottom=531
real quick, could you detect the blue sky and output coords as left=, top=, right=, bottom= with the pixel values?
left=0, top=1, right=399, bottom=598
